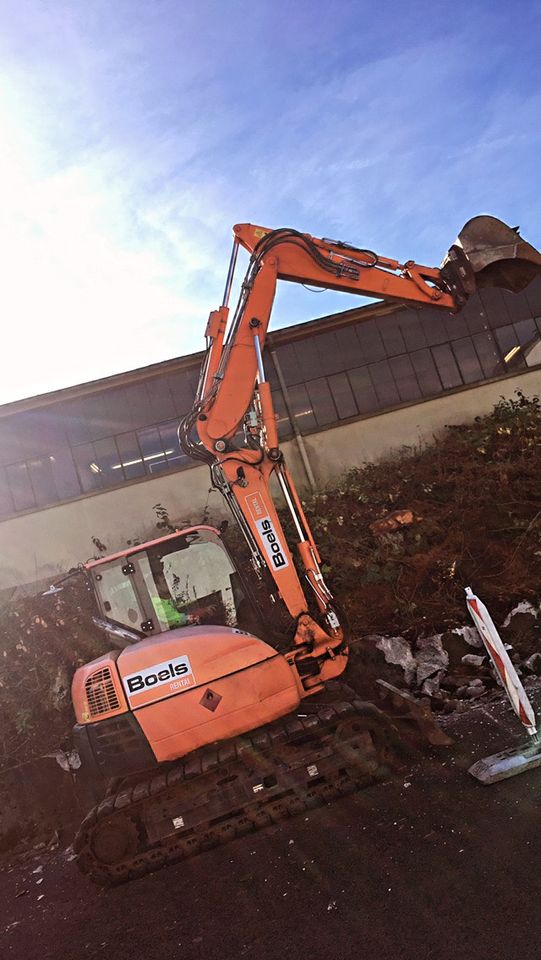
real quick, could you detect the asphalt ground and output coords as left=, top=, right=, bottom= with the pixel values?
left=2, top=689, right=541, bottom=960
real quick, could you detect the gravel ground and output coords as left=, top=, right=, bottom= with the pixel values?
left=2, top=691, right=541, bottom=960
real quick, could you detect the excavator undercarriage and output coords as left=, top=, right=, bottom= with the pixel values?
left=74, top=698, right=402, bottom=885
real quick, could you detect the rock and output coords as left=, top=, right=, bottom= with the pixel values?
left=440, top=631, right=475, bottom=668
left=441, top=675, right=464, bottom=691
left=456, top=685, right=470, bottom=698
left=442, top=699, right=459, bottom=713
left=421, top=672, right=445, bottom=697
left=461, top=654, right=486, bottom=668
left=50, top=749, right=81, bottom=772
left=466, top=684, right=486, bottom=699
left=524, top=653, right=541, bottom=674
left=415, top=636, right=449, bottom=686
left=376, top=636, right=416, bottom=686
left=469, top=678, right=485, bottom=688
left=369, top=509, right=418, bottom=536
left=503, top=601, right=539, bottom=627
left=452, top=625, right=483, bottom=649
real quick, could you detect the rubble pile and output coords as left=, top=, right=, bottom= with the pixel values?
left=346, top=599, right=541, bottom=714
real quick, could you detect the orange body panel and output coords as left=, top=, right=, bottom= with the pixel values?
left=115, top=625, right=302, bottom=763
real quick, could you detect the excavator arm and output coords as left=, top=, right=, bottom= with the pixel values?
left=180, top=216, right=541, bottom=692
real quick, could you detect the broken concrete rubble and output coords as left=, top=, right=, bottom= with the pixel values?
left=462, top=654, right=486, bottom=668
left=524, top=653, right=541, bottom=674
left=375, top=636, right=416, bottom=686
left=421, top=674, right=445, bottom=697
left=370, top=597, right=541, bottom=715
left=503, top=601, right=539, bottom=627
left=465, top=684, right=487, bottom=699
left=452, top=626, right=483, bottom=649
left=369, top=509, right=419, bottom=537
left=415, top=636, right=448, bottom=686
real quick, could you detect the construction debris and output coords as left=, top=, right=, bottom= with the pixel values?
left=376, top=636, right=416, bottom=686
left=369, top=509, right=419, bottom=537
left=462, top=654, right=486, bottom=668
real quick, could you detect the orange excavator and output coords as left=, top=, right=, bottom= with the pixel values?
left=71, top=216, right=541, bottom=883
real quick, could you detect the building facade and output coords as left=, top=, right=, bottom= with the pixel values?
left=2, top=278, right=541, bottom=594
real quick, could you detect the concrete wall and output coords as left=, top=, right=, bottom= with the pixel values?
left=1, top=367, right=540, bottom=592
left=0, top=461, right=226, bottom=592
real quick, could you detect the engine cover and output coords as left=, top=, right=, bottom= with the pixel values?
left=116, top=626, right=302, bottom=763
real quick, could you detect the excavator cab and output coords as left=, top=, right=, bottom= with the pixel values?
left=441, top=216, right=541, bottom=306
left=89, top=527, right=252, bottom=638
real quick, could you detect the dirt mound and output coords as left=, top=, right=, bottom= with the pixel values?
left=301, top=391, right=541, bottom=639
left=295, top=390, right=541, bottom=707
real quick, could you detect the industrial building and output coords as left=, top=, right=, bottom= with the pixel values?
left=2, top=278, right=541, bottom=595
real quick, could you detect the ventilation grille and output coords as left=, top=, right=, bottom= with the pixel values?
left=85, top=667, right=121, bottom=718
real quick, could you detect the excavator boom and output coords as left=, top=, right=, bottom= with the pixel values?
left=181, top=214, right=541, bottom=688
left=234, top=216, right=541, bottom=307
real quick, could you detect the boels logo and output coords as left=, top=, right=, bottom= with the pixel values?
left=245, top=493, right=289, bottom=571
left=122, top=654, right=195, bottom=706
left=258, top=518, right=288, bottom=569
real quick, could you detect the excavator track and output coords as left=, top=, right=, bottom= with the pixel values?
left=73, top=700, right=403, bottom=885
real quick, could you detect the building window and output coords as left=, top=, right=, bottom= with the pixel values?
left=367, top=360, right=401, bottom=408
left=327, top=373, right=358, bottom=420
left=271, top=389, right=292, bottom=440
left=50, top=449, right=82, bottom=500
left=410, top=348, right=442, bottom=397
left=115, top=432, right=145, bottom=480
left=286, top=384, right=317, bottom=433
left=0, top=467, right=14, bottom=517
left=388, top=355, right=422, bottom=403
left=451, top=338, right=484, bottom=384
left=137, top=425, right=167, bottom=474
left=347, top=366, right=379, bottom=414
left=431, top=344, right=463, bottom=390
left=355, top=319, right=386, bottom=362
left=157, top=420, right=188, bottom=470
left=28, top=457, right=58, bottom=507
left=72, top=443, right=107, bottom=493
left=306, top=378, right=338, bottom=427
left=6, top=462, right=35, bottom=511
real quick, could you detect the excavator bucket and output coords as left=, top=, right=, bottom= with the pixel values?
left=440, top=216, right=541, bottom=306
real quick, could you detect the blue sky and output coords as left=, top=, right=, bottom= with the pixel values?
left=1, top=0, right=540, bottom=403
